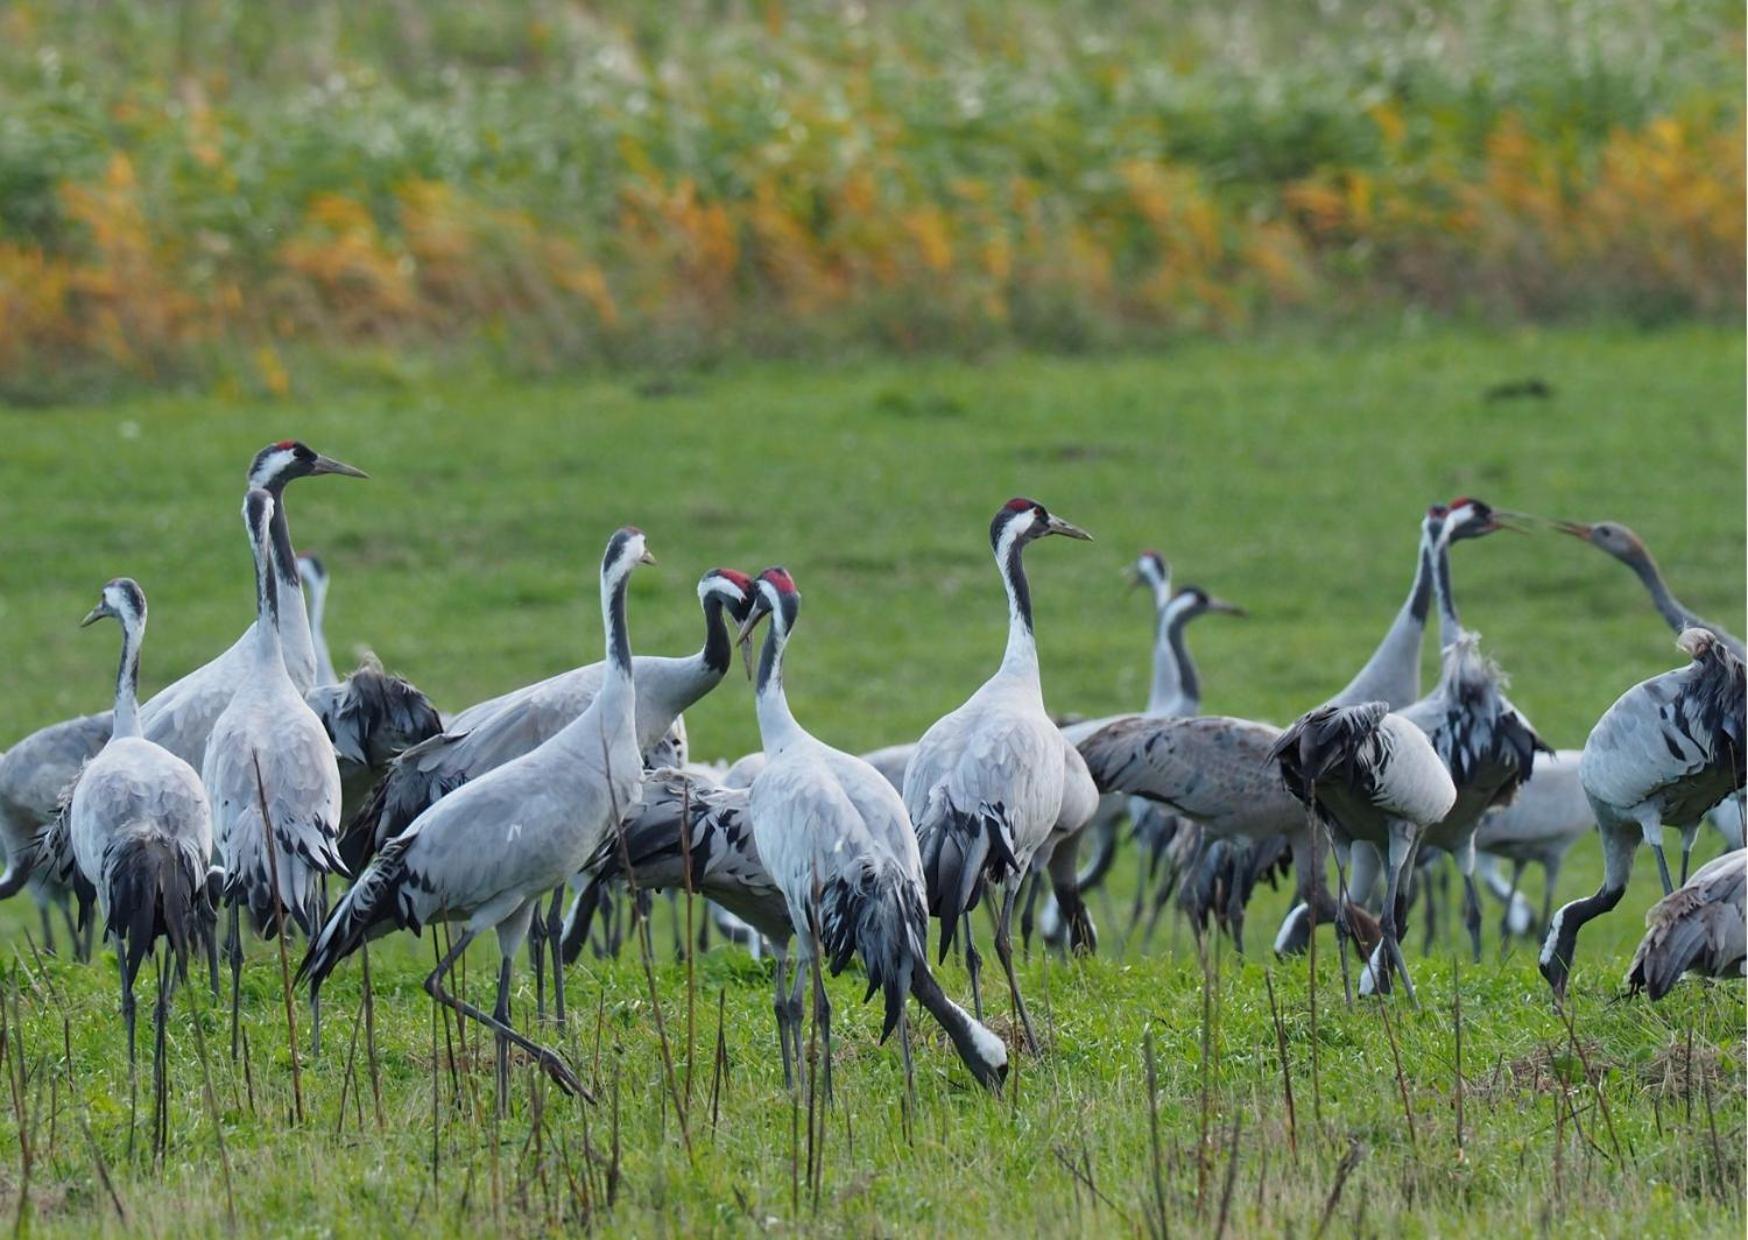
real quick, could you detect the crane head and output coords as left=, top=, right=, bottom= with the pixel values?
left=603, top=527, right=655, bottom=579
left=699, top=568, right=756, bottom=623
left=1442, top=497, right=1529, bottom=546
left=248, top=440, right=370, bottom=492
left=1172, top=585, right=1246, bottom=619
left=1127, top=549, right=1170, bottom=593
left=81, top=577, right=147, bottom=631
left=735, top=567, right=800, bottom=677
left=1550, top=518, right=1648, bottom=565
left=990, top=497, right=1093, bottom=553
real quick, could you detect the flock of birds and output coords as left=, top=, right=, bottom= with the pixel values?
left=0, top=440, right=1741, bottom=1099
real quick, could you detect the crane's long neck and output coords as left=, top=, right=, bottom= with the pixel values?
left=997, top=530, right=1040, bottom=682
left=1162, top=606, right=1202, bottom=716
left=699, top=594, right=731, bottom=678
left=250, top=522, right=285, bottom=670
left=111, top=614, right=145, bottom=738
left=754, top=622, right=804, bottom=750
left=265, top=482, right=317, bottom=690
left=1144, top=579, right=1182, bottom=713
left=601, top=562, right=634, bottom=704
left=306, top=579, right=337, bottom=685
left=1330, top=518, right=1438, bottom=708
left=1627, top=549, right=1703, bottom=636
left=1434, top=531, right=1462, bottom=650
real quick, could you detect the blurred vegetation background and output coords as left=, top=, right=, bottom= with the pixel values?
left=0, top=0, right=1741, bottom=402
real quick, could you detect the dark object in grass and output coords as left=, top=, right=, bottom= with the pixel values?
left=1483, top=378, right=1553, bottom=401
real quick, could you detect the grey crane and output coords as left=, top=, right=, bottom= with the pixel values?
left=904, top=498, right=1090, bottom=1052
left=296, top=552, right=338, bottom=687
left=300, top=527, right=656, bottom=1100
left=1540, top=629, right=1746, bottom=1000
left=141, top=441, right=367, bottom=770
left=343, top=567, right=753, bottom=870
left=739, top=568, right=1007, bottom=1093
left=1270, top=699, right=1459, bottom=1002
left=1551, top=516, right=1745, bottom=852
left=1077, top=713, right=1311, bottom=955
left=202, top=489, right=346, bottom=1050
left=43, top=578, right=215, bottom=1065
left=1625, top=848, right=1745, bottom=1000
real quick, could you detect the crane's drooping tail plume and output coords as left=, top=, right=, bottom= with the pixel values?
left=297, top=829, right=419, bottom=1001
left=1624, top=849, right=1746, bottom=1000
left=919, top=799, right=1020, bottom=961
left=107, top=834, right=211, bottom=983
left=1270, top=702, right=1392, bottom=811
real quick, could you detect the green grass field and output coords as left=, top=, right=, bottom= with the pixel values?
left=0, top=326, right=1742, bottom=1234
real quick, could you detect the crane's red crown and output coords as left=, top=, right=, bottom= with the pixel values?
left=712, top=569, right=753, bottom=591
left=759, top=567, right=798, bottom=594
left=1003, top=497, right=1040, bottom=513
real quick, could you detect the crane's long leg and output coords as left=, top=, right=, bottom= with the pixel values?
left=773, top=949, right=795, bottom=1092
left=962, top=912, right=985, bottom=1023
left=1539, top=823, right=1635, bottom=1001
left=227, top=900, right=244, bottom=1060
left=809, top=945, right=834, bottom=1106
left=546, top=886, right=567, bottom=1030
left=1499, top=859, right=1528, bottom=945
left=1018, top=870, right=1043, bottom=959
left=424, top=924, right=587, bottom=1100
left=493, top=953, right=514, bottom=1114
left=1647, top=820, right=1675, bottom=896
left=786, top=948, right=807, bottom=1090
left=118, top=934, right=138, bottom=1082
left=1678, top=828, right=1696, bottom=888
left=38, top=903, right=55, bottom=957
left=992, top=882, right=1038, bottom=1054
left=1384, top=830, right=1421, bottom=1007
left=1538, top=854, right=1561, bottom=935
left=529, top=897, right=547, bottom=1024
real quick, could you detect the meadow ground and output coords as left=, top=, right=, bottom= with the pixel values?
left=0, top=325, right=1742, bottom=1234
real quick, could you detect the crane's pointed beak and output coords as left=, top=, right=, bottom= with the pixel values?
left=1044, top=514, right=1093, bottom=542
left=735, top=602, right=772, bottom=681
left=1550, top=518, right=1594, bottom=541
left=639, top=549, right=657, bottom=566
left=309, top=453, right=369, bottom=479
left=79, top=604, right=107, bottom=628
left=1487, top=508, right=1532, bottom=535
left=1207, top=597, right=1247, bottom=617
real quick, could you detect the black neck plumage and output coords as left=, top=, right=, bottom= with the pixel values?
left=1003, top=535, right=1034, bottom=634
left=607, top=572, right=632, bottom=673
left=1165, top=609, right=1200, bottom=710
left=700, top=594, right=730, bottom=675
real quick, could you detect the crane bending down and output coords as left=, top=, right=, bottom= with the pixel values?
left=739, top=568, right=1007, bottom=1092
left=1624, top=849, right=1745, bottom=1000
left=44, top=579, right=215, bottom=1067
left=1271, top=699, right=1459, bottom=1002
left=301, top=527, right=656, bottom=1099
left=905, top=498, right=1091, bottom=1053
left=202, top=490, right=346, bottom=1051
left=1540, top=629, right=1746, bottom=1000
